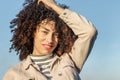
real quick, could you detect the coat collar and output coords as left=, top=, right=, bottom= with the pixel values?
left=22, top=54, right=61, bottom=71
left=22, top=55, right=39, bottom=70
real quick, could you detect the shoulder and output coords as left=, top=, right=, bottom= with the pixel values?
left=60, top=53, right=75, bottom=67
left=3, top=61, right=24, bottom=80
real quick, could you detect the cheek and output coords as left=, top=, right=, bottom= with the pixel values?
left=54, top=38, right=58, bottom=45
left=34, top=37, right=40, bottom=45
left=39, top=36, right=45, bottom=41
left=38, top=33, right=46, bottom=41
left=34, top=35, right=45, bottom=45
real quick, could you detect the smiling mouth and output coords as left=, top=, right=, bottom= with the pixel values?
left=42, top=44, right=53, bottom=50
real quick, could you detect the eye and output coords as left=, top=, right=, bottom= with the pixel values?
left=53, top=32, right=59, bottom=37
left=41, top=31, right=48, bottom=34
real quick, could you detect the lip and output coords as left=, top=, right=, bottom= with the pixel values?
left=42, top=44, right=53, bottom=50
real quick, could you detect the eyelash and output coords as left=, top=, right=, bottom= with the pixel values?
left=53, top=33, right=58, bottom=37
left=41, top=31, right=58, bottom=37
left=42, top=31, right=48, bottom=34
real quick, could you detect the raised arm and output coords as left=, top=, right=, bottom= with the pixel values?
left=59, top=9, right=97, bottom=70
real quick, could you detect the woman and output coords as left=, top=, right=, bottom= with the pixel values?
left=3, top=0, right=97, bottom=80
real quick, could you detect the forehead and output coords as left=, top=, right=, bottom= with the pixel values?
left=38, top=19, right=56, bottom=30
left=41, top=19, right=55, bottom=25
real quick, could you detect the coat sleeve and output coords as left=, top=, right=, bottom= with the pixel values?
left=59, top=9, right=97, bottom=71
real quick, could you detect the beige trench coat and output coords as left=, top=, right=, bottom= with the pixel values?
left=3, top=9, right=97, bottom=80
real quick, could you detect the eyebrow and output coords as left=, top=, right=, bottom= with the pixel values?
left=41, top=27, right=50, bottom=32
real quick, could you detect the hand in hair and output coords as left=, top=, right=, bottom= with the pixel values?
left=37, top=0, right=64, bottom=15
left=37, top=0, right=55, bottom=8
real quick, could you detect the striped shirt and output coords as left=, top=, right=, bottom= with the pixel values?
left=30, top=54, right=54, bottom=79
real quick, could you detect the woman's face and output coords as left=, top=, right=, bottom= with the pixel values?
left=32, top=20, right=58, bottom=55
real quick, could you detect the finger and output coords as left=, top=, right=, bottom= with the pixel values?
left=37, top=0, right=42, bottom=5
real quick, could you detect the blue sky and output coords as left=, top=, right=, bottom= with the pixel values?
left=0, top=0, right=120, bottom=80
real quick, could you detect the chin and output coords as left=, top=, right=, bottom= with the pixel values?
left=42, top=51, right=52, bottom=55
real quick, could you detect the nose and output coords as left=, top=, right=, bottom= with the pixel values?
left=46, top=33, right=53, bottom=44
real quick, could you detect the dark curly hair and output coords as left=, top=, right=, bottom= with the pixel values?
left=10, top=0, right=77, bottom=61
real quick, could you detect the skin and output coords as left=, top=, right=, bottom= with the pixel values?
left=32, top=20, right=58, bottom=55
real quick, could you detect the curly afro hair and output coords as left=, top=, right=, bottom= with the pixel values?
left=9, top=0, right=77, bottom=61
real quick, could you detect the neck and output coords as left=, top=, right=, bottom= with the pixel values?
left=32, top=49, right=51, bottom=56
left=30, top=53, right=53, bottom=65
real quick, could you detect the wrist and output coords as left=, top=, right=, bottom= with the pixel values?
left=51, top=4, right=64, bottom=15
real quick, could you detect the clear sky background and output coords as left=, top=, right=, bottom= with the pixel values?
left=0, top=0, right=120, bottom=80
